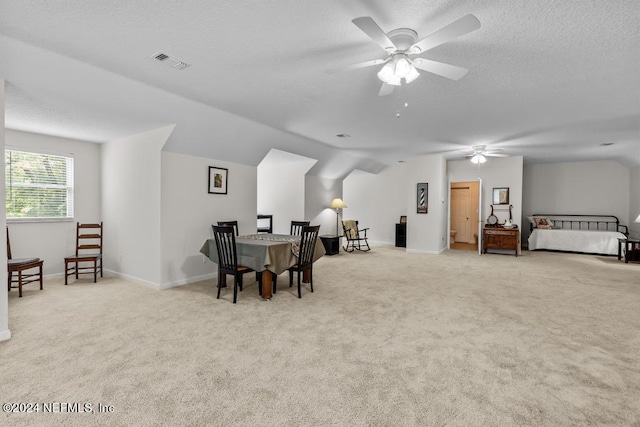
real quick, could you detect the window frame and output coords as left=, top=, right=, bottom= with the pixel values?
left=5, top=148, right=75, bottom=223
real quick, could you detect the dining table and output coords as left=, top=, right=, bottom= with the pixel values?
left=200, top=233, right=325, bottom=299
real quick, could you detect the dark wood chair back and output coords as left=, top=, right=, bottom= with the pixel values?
left=64, top=222, right=103, bottom=285
left=290, top=220, right=310, bottom=236
left=212, top=225, right=239, bottom=273
left=298, top=225, right=320, bottom=268
left=217, top=220, right=239, bottom=236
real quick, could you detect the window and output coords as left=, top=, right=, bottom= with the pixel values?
left=5, top=149, right=74, bottom=220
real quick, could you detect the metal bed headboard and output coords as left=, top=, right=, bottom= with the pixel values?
left=530, top=214, right=628, bottom=236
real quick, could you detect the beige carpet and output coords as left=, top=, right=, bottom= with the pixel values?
left=1, top=247, right=639, bottom=426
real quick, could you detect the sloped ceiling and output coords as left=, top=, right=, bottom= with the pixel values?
left=0, top=0, right=638, bottom=179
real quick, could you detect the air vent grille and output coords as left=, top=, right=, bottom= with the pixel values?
left=151, top=51, right=190, bottom=70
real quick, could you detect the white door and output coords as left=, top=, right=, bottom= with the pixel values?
left=478, top=179, right=483, bottom=255
left=451, top=188, right=470, bottom=243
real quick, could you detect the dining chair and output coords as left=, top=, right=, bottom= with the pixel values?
left=342, top=219, right=371, bottom=252
left=217, top=220, right=239, bottom=236
left=212, top=225, right=259, bottom=303
left=64, top=222, right=103, bottom=285
left=7, top=227, right=44, bottom=297
left=288, top=225, right=320, bottom=298
left=290, top=220, right=310, bottom=236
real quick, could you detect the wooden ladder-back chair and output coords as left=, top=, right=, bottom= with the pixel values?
left=64, top=222, right=103, bottom=285
left=342, top=220, right=371, bottom=252
left=217, top=220, right=239, bottom=236
left=7, top=227, right=44, bottom=297
left=288, top=225, right=320, bottom=298
left=212, top=225, right=260, bottom=303
left=290, top=220, right=310, bottom=236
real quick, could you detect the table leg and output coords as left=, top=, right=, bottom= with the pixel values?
left=261, top=271, right=273, bottom=299
left=303, top=270, right=311, bottom=283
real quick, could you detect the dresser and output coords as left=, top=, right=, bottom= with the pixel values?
left=483, top=227, right=519, bottom=257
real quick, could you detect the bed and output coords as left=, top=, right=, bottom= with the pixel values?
left=527, top=214, right=628, bottom=256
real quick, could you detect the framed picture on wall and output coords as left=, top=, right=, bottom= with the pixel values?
left=492, top=187, right=509, bottom=205
left=208, top=166, right=228, bottom=194
left=416, top=183, right=428, bottom=214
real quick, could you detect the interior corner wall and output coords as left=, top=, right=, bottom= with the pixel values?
left=522, top=160, right=630, bottom=242
left=257, top=157, right=314, bottom=234
left=102, top=125, right=174, bottom=288
left=405, top=155, right=447, bottom=253
left=448, top=156, right=524, bottom=248
left=305, top=175, right=343, bottom=236
left=343, top=166, right=407, bottom=245
left=5, top=130, right=101, bottom=275
left=630, top=166, right=640, bottom=238
left=160, top=151, right=257, bottom=288
left=0, top=80, right=8, bottom=341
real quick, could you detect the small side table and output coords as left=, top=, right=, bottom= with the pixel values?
left=320, top=235, right=340, bottom=256
left=619, top=238, right=640, bottom=263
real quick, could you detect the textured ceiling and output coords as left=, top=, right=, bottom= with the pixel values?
left=0, top=0, right=638, bottom=178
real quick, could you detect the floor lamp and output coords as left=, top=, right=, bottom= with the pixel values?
left=330, top=198, right=347, bottom=237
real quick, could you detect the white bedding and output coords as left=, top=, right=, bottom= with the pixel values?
left=528, top=229, right=626, bottom=255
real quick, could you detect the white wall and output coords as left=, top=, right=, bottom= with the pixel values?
left=304, top=175, right=343, bottom=237
left=522, top=160, right=630, bottom=242
left=448, top=156, right=524, bottom=252
left=343, top=154, right=447, bottom=253
left=343, top=166, right=407, bottom=245
left=4, top=130, right=102, bottom=275
left=1, top=80, right=8, bottom=341
left=160, top=151, right=257, bottom=288
left=102, top=125, right=173, bottom=287
left=629, top=166, right=640, bottom=239
left=405, top=155, right=448, bottom=253
left=257, top=150, right=316, bottom=234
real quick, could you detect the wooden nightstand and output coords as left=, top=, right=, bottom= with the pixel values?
left=483, top=227, right=519, bottom=257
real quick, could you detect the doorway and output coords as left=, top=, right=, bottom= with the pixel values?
left=449, top=181, right=479, bottom=251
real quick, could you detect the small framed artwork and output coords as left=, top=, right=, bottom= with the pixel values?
left=492, top=187, right=509, bottom=205
left=208, top=166, right=228, bottom=195
left=400, top=216, right=407, bottom=224
left=416, top=183, right=428, bottom=214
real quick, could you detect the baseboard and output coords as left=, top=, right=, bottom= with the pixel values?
left=103, top=269, right=161, bottom=290
left=406, top=248, right=444, bottom=255
left=159, top=273, right=217, bottom=290
left=103, top=269, right=218, bottom=291
left=0, top=328, right=11, bottom=342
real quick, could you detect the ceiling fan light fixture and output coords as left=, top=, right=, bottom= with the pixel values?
left=394, top=56, right=411, bottom=78
left=404, top=65, right=420, bottom=83
left=470, top=154, right=486, bottom=164
left=387, top=75, right=402, bottom=86
left=377, top=62, right=395, bottom=83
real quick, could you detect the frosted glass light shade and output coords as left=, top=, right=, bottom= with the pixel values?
left=635, top=214, right=640, bottom=223
left=405, top=65, right=420, bottom=83
left=470, top=154, right=486, bottom=164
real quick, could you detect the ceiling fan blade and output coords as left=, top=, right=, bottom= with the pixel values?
left=485, top=153, right=509, bottom=158
left=410, top=14, right=481, bottom=54
left=412, top=58, right=468, bottom=80
left=326, top=58, right=388, bottom=74
left=378, top=82, right=394, bottom=96
left=352, top=17, right=397, bottom=52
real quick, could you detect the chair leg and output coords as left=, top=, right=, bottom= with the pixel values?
left=272, top=273, right=277, bottom=294
left=289, top=270, right=293, bottom=288
left=93, top=260, right=97, bottom=283
left=297, top=271, right=302, bottom=299
left=216, top=273, right=223, bottom=299
left=39, top=265, right=43, bottom=290
left=309, top=267, right=313, bottom=293
left=233, top=275, right=239, bottom=304
left=18, top=270, right=23, bottom=298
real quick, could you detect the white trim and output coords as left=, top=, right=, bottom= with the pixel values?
left=160, top=272, right=217, bottom=290
left=103, top=269, right=161, bottom=290
left=0, top=328, right=11, bottom=342
left=406, top=248, right=446, bottom=255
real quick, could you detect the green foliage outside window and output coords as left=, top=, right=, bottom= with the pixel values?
left=5, top=150, right=74, bottom=219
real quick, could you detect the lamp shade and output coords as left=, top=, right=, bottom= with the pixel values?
left=330, top=198, right=347, bottom=209
left=470, top=154, right=486, bottom=164
left=635, top=214, right=640, bottom=223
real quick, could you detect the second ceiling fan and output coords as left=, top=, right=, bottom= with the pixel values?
left=329, top=14, right=481, bottom=96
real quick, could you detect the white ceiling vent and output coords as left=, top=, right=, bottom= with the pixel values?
left=151, top=51, right=190, bottom=70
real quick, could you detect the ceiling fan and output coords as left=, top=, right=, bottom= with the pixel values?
left=464, top=145, right=509, bottom=164
left=328, top=14, right=481, bottom=96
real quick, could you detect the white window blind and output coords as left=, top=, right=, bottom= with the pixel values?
left=5, top=149, right=74, bottom=220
